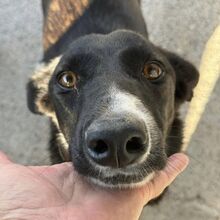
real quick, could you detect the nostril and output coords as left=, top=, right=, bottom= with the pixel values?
left=126, top=137, right=145, bottom=154
left=88, top=140, right=109, bottom=157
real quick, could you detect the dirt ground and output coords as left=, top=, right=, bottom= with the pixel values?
left=0, top=1, right=219, bottom=219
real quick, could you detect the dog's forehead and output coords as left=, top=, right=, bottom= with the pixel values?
left=66, top=30, right=148, bottom=55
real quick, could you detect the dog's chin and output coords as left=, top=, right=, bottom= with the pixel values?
left=87, top=172, right=155, bottom=189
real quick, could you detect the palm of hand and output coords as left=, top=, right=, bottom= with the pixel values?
left=0, top=157, right=143, bottom=220
left=0, top=152, right=188, bottom=220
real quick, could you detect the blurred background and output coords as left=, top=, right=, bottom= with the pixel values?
left=0, top=0, right=219, bottom=219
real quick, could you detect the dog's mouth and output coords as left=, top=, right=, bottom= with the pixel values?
left=56, top=126, right=167, bottom=188
left=71, top=143, right=167, bottom=188
left=89, top=171, right=156, bottom=188
left=58, top=142, right=158, bottom=188
left=87, top=162, right=157, bottom=188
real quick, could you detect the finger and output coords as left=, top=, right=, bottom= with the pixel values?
left=0, top=151, right=12, bottom=164
left=146, top=153, right=189, bottom=201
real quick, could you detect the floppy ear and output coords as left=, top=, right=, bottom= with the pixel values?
left=165, top=51, right=199, bottom=103
left=27, top=56, right=61, bottom=116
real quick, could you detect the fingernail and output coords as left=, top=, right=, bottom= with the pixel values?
left=169, top=153, right=189, bottom=172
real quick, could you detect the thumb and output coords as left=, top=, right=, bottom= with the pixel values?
left=145, top=153, right=189, bottom=202
left=0, top=151, right=12, bottom=164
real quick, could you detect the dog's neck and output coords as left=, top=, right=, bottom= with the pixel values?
left=43, top=0, right=148, bottom=62
left=166, top=115, right=183, bottom=156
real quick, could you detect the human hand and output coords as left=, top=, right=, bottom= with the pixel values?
left=0, top=151, right=188, bottom=220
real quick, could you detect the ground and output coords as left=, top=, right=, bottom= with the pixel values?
left=0, top=1, right=219, bottom=219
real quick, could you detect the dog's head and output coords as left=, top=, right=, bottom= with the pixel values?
left=27, top=30, right=199, bottom=187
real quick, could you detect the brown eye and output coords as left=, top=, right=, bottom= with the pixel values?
left=58, top=71, right=77, bottom=89
left=143, top=62, right=163, bottom=80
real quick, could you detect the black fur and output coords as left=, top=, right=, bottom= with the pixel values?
left=27, top=0, right=199, bottom=188
left=43, top=0, right=147, bottom=62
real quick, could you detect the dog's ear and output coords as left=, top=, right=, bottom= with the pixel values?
left=164, top=51, right=199, bottom=102
left=27, top=57, right=61, bottom=116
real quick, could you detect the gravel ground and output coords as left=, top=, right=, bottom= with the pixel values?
left=0, top=1, right=219, bottom=219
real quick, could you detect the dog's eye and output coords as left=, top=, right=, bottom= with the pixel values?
left=57, top=71, right=77, bottom=89
left=142, top=62, right=163, bottom=80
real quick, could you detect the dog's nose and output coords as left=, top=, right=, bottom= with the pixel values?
left=85, top=120, right=148, bottom=168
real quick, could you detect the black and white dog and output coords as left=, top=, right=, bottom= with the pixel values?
left=27, top=0, right=199, bottom=188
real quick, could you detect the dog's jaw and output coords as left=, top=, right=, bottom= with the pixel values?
left=89, top=172, right=155, bottom=189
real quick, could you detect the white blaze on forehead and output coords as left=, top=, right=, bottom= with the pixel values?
left=106, top=84, right=157, bottom=160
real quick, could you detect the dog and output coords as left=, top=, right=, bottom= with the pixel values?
left=27, top=0, right=199, bottom=188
